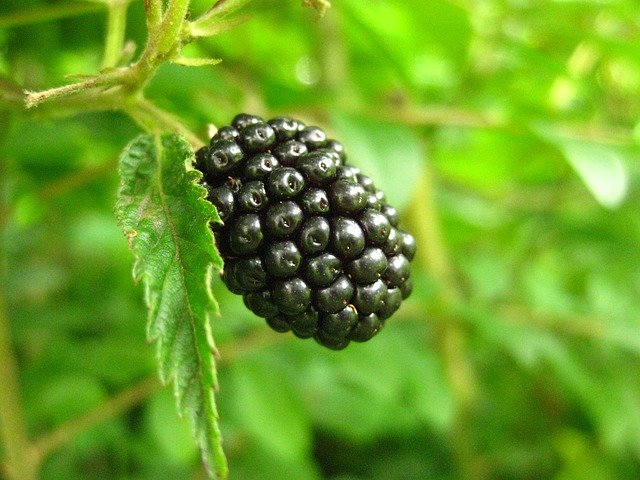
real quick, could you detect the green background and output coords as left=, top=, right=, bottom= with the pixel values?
left=1, top=0, right=640, bottom=479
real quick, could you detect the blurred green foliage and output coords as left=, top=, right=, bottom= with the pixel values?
left=1, top=0, right=640, bottom=479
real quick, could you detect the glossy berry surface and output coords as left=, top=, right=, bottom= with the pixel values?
left=195, top=114, right=415, bottom=349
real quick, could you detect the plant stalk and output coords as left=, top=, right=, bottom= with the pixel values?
left=407, top=160, right=487, bottom=480
left=102, top=1, right=132, bottom=70
left=0, top=155, right=37, bottom=480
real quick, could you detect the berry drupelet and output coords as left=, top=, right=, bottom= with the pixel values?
left=196, top=113, right=415, bottom=350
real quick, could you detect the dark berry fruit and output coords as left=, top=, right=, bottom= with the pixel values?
left=296, top=126, right=327, bottom=149
left=399, top=278, right=413, bottom=299
left=365, top=193, right=382, bottom=211
left=273, top=140, right=308, bottom=166
left=297, top=151, right=337, bottom=185
left=243, top=153, right=279, bottom=180
left=195, top=113, right=415, bottom=349
left=318, top=304, right=358, bottom=337
left=349, top=313, right=382, bottom=342
left=400, top=230, right=417, bottom=261
left=264, top=240, right=302, bottom=278
left=346, top=247, right=387, bottom=284
left=233, top=257, right=267, bottom=292
left=237, top=180, right=268, bottom=212
left=381, top=204, right=399, bottom=227
left=203, top=140, right=243, bottom=180
left=378, top=287, right=402, bottom=320
left=232, top=113, right=263, bottom=130
left=383, top=227, right=402, bottom=256
left=305, top=253, right=342, bottom=287
left=229, top=214, right=263, bottom=255
left=298, top=216, right=330, bottom=255
left=266, top=314, right=291, bottom=332
left=353, top=279, right=387, bottom=315
left=314, top=274, right=354, bottom=314
left=244, top=290, right=279, bottom=318
left=264, top=201, right=304, bottom=238
left=324, top=139, right=347, bottom=165
left=356, top=174, right=376, bottom=193
left=359, top=209, right=391, bottom=245
left=273, top=277, right=312, bottom=315
left=206, top=184, right=235, bottom=223
left=383, top=254, right=411, bottom=288
left=221, top=262, right=244, bottom=294
left=267, top=167, right=305, bottom=199
left=331, top=217, right=365, bottom=260
left=268, top=117, right=302, bottom=142
left=335, top=166, right=359, bottom=182
left=314, top=329, right=350, bottom=350
left=288, top=308, right=319, bottom=338
left=329, top=180, right=367, bottom=214
left=239, top=122, right=276, bottom=153
left=211, top=126, right=239, bottom=142
left=300, top=188, right=330, bottom=215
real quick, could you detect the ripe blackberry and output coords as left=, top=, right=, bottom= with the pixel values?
left=195, top=114, right=415, bottom=350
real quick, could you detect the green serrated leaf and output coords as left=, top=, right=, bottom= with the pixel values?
left=115, top=133, right=227, bottom=479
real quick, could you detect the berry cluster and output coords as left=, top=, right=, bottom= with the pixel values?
left=195, top=113, right=415, bottom=350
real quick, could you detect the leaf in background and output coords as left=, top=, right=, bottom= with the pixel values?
left=115, top=134, right=226, bottom=479
left=331, top=113, right=424, bottom=211
left=534, top=125, right=632, bottom=209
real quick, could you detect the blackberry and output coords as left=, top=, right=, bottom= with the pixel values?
left=243, top=153, right=279, bottom=180
left=264, top=240, right=302, bottom=278
left=298, top=216, right=331, bottom=254
left=195, top=114, right=415, bottom=349
left=305, top=252, right=342, bottom=287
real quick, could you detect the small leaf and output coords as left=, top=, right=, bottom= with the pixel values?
left=564, top=147, right=629, bottom=209
left=115, top=134, right=226, bottom=479
left=534, top=125, right=632, bottom=209
left=189, top=0, right=255, bottom=38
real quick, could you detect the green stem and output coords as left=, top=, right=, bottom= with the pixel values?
left=24, top=68, right=134, bottom=109
left=0, top=2, right=103, bottom=28
left=31, top=378, right=159, bottom=464
left=102, top=1, right=131, bottom=70
left=25, top=0, right=192, bottom=110
left=139, top=0, right=190, bottom=67
left=408, top=162, right=487, bottom=480
left=145, top=0, right=163, bottom=32
left=125, top=97, right=205, bottom=148
left=0, top=165, right=37, bottom=480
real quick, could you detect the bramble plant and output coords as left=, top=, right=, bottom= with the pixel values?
left=2, top=1, right=640, bottom=479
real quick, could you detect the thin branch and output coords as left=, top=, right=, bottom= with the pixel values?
left=39, top=160, right=119, bottom=202
left=0, top=219, right=37, bottom=480
left=407, top=162, right=488, bottom=480
left=23, top=328, right=288, bottom=468
left=0, top=2, right=103, bottom=28
left=24, top=68, right=134, bottom=109
left=30, top=377, right=160, bottom=464
left=499, top=304, right=608, bottom=340
left=145, top=0, right=163, bottom=32
left=102, top=1, right=132, bottom=70
left=125, top=98, right=205, bottom=148
left=140, top=0, right=191, bottom=64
